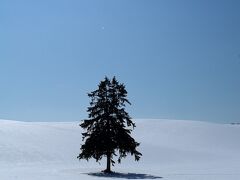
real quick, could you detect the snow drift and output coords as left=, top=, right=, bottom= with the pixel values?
left=0, top=119, right=239, bottom=180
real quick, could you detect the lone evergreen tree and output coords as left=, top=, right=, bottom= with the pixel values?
left=78, top=76, right=142, bottom=173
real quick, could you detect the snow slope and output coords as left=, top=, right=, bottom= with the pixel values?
left=0, top=119, right=240, bottom=180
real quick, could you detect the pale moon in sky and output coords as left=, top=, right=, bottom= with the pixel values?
left=101, top=26, right=105, bottom=30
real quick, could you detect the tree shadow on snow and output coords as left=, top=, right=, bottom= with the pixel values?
left=86, top=172, right=162, bottom=179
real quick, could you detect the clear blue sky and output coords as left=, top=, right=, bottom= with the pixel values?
left=1, top=0, right=240, bottom=123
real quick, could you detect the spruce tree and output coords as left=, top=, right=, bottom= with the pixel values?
left=78, top=76, right=142, bottom=173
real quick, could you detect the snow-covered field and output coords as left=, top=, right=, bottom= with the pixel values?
left=0, top=119, right=239, bottom=180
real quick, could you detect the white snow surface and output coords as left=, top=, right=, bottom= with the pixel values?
left=0, top=119, right=240, bottom=180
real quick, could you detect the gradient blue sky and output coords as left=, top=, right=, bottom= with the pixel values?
left=1, top=0, right=240, bottom=122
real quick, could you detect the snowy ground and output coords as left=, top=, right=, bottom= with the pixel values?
left=0, top=119, right=239, bottom=180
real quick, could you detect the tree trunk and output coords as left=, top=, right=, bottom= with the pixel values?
left=105, top=152, right=111, bottom=173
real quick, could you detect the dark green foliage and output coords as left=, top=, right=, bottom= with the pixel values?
left=78, top=77, right=142, bottom=173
